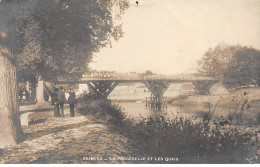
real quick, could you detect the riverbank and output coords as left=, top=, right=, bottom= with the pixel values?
left=0, top=106, right=142, bottom=164
left=76, top=95, right=260, bottom=164
left=170, top=87, right=260, bottom=125
left=3, top=89, right=259, bottom=164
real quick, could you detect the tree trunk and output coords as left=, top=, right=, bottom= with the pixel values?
left=0, top=47, right=24, bottom=148
left=0, top=1, right=24, bottom=148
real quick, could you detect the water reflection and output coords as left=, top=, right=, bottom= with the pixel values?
left=117, top=102, right=197, bottom=120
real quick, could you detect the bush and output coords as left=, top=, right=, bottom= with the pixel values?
left=115, top=115, right=258, bottom=163
left=77, top=93, right=259, bottom=163
left=77, top=93, right=126, bottom=126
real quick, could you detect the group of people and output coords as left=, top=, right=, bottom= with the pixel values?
left=18, top=88, right=30, bottom=101
left=52, top=86, right=77, bottom=117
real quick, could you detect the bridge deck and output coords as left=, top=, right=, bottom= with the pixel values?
left=54, top=77, right=217, bottom=101
left=56, top=77, right=217, bottom=84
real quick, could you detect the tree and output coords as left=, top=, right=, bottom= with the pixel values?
left=16, top=0, right=128, bottom=81
left=141, top=70, right=154, bottom=77
left=144, top=70, right=153, bottom=76
left=0, top=0, right=128, bottom=147
left=223, top=48, right=260, bottom=88
left=198, top=44, right=241, bottom=80
left=199, top=44, right=260, bottom=89
left=0, top=0, right=24, bottom=148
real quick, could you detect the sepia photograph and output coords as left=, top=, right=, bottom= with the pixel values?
left=0, top=0, right=260, bottom=164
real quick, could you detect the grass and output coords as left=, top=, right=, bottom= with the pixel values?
left=171, top=88, right=260, bottom=126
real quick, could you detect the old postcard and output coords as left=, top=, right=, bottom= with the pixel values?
left=0, top=0, right=260, bottom=164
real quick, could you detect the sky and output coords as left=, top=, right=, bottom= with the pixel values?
left=89, top=0, right=260, bottom=75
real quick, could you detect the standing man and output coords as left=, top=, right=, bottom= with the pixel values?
left=53, top=88, right=60, bottom=117
left=68, top=89, right=76, bottom=117
left=18, top=88, right=23, bottom=101
left=57, top=86, right=66, bottom=117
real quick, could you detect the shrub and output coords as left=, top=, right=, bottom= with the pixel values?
left=77, top=93, right=126, bottom=126
left=118, top=115, right=259, bottom=163
left=77, top=93, right=259, bottom=163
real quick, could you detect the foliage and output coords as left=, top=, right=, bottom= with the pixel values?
left=120, top=116, right=259, bottom=163
left=77, top=92, right=126, bottom=126
left=0, top=1, right=17, bottom=50
left=198, top=44, right=260, bottom=89
left=77, top=94, right=259, bottom=163
left=198, top=44, right=241, bottom=80
left=202, top=91, right=257, bottom=128
left=223, top=48, right=260, bottom=88
left=141, top=70, right=154, bottom=77
left=8, top=0, right=129, bottom=81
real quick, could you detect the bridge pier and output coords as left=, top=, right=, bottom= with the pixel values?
left=192, top=80, right=217, bottom=95
left=87, top=81, right=118, bottom=98
left=144, top=81, right=171, bottom=110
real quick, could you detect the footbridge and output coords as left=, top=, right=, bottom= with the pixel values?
left=55, top=75, right=218, bottom=106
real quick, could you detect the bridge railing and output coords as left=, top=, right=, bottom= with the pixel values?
left=143, top=75, right=216, bottom=81
left=56, top=74, right=217, bottom=82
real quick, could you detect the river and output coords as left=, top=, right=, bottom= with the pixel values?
left=114, top=101, right=204, bottom=120
left=108, top=83, right=205, bottom=120
left=114, top=100, right=257, bottom=127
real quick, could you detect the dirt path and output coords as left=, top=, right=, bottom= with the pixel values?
left=0, top=107, right=141, bottom=164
